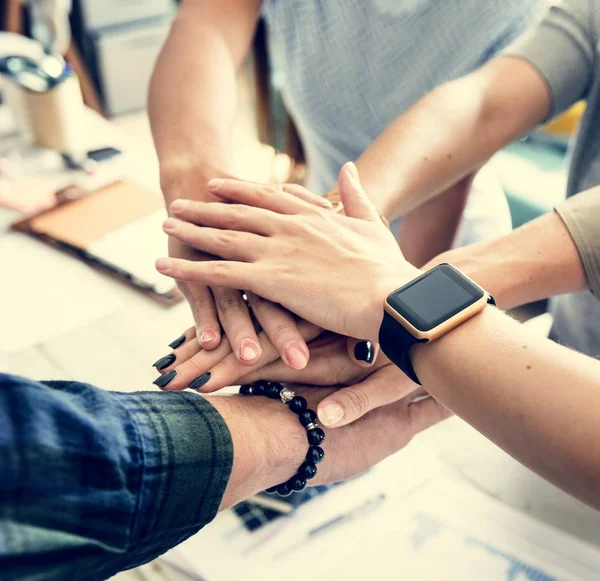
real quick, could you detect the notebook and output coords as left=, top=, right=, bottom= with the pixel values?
left=13, top=180, right=181, bottom=304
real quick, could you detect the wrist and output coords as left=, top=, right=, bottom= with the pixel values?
left=160, top=159, right=235, bottom=206
left=367, top=266, right=422, bottom=343
left=208, top=394, right=306, bottom=510
left=426, top=245, right=508, bottom=309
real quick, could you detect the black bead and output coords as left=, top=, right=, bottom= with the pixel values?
left=239, top=384, right=253, bottom=396
left=307, top=446, right=325, bottom=465
left=265, top=486, right=278, bottom=494
left=289, top=475, right=307, bottom=492
left=298, top=409, right=317, bottom=427
left=252, top=380, right=268, bottom=396
left=307, top=427, right=325, bottom=446
left=299, top=462, right=317, bottom=480
left=288, top=396, right=307, bottom=414
left=276, top=482, right=293, bottom=497
left=265, top=382, right=282, bottom=399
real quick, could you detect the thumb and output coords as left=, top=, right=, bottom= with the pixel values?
left=337, top=162, right=380, bottom=221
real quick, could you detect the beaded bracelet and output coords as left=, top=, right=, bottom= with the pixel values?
left=239, top=380, right=325, bottom=497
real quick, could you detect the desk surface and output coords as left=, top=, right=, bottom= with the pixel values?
left=1, top=111, right=599, bottom=581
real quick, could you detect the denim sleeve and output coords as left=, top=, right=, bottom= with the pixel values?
left=0, top=374, right=233, bottom=581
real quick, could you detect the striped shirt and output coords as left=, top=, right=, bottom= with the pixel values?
left=263, top=0, right=543, bottom=244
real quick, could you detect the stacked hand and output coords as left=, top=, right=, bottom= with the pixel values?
left=166, top=170, right=335, bottom=372
left=157, top=163, right=447, bottom=464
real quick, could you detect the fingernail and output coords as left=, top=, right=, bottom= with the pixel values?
left=285, top=344, right=309, bottom=370
left=239, top=340, right=260, bottom=362
left=169, top=335, right=186, bottom=349
left=153, top=370, right=177, bottom=388
left=346, top=161, right=359, bottom=179
left=163, top=218, right=179, bottom=232
left=200, top=329, right=217, bottom=344
left=208, top=178, right=223, bottom=190
left=189, top=372, right=211, bottom=390
left=318, top=402, right=344, bottom=427
left=155, top=258, right=172, bottom=273
left=354, top=341, right=375, bottom=364
left=153, top=353, right=176, bottom=370
left=317, top=198, right=333, bottom=209
left=170, top=199, right=187, bottom=213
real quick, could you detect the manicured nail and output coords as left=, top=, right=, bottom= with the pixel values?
left=189, top=372, right=211, bottom=390
left=163, top=218, right=179, bottom=232
left=169, top=335, right=186, bottom=349
left=354, top=341, right=375, bottom=364
left=239, top=340, right=260, bottom=362
left=318, top=402, right=344, bottom=427
left=153, top=370, right=177, bottom=388
left=155, top=258, right=172, bottom=273
left=285, top=344, right=309, bottom=370
left=170, top=199, right=187, bottom=213
left=208, top=178, right=223, bottom=190
left=153, top=353, right=176, bottom=370
left=200, top=329, right=217, bottom=344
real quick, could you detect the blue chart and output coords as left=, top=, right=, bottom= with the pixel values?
left=410, top=512, right=558, bottom=581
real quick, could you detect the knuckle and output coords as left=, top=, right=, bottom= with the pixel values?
left=217, top=230, right=237, bottom=248
left=224, top=205, right=248, bottom=229
left=269, top=321, right=296, bottom=344
left=248, top=293, right=267, bottom=309
left=342, top=387, right=371, bottom=417
left=217, top=291, right=242, bottom=314
left=259, top=185, right=277, bottom=196
left=211, top=262, right=232, bottom=283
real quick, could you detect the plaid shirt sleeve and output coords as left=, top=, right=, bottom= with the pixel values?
left=0, top=373, right=233, bottom=581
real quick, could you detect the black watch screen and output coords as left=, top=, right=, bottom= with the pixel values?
left=386, top=264, right=485, bottom=332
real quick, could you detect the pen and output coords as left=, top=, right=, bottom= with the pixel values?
left=307, top=493, right=387, bottom=538
left=273, top=492, right=386, bottom=559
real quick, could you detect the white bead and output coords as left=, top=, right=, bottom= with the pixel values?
left=280, top=388, right=295, bottom=403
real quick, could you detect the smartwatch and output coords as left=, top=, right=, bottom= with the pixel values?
left=378, top=263, right=495, bottom=384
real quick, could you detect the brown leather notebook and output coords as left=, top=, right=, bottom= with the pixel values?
left=13, top=180, right=182, bottom=305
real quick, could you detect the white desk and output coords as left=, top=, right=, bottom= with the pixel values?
left=1, top=111, right=599, bottom=581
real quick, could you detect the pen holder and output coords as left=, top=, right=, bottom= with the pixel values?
left=23, top=71, right=87, bottom=161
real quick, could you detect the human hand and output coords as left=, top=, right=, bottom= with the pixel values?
left=154, top=323, right=381, bottom=392
left=212, top=374, right=450, bottom=507
left=164, top=173, right=332, bottom=371
left=315, top=362, right=438, bottom=428
left=157, top=163, right=420, bottom=342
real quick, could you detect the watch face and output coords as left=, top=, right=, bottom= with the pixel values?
left=386, top=264, right=485, bottom=332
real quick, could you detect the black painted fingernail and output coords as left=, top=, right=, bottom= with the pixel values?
left=168, top=335, right=186, bottom=349
left=153, top=353, right=176, bottom=370
left=354, top=341, right=375, bottom=364
left=153, top=370, right=177, bottom=388
left=189, top=372, right=211, bottom=390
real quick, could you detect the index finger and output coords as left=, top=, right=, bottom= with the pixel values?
left=207, top=178, right=325, bottom=215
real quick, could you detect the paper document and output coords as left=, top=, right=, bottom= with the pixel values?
left=168, top=442, right=600, bottom=581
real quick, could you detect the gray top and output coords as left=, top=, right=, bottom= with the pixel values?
left=555, top=187, right=600, bottom=297
left=505, top=0, right=600, bottom=357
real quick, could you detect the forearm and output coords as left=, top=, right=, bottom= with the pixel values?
left=355, top=57, right=549, bottom=219
left=0, top=375, right=307, bottom=577
left=412, top=306, right=600, bottom=509
left=148, top=2, right=256, bottom=202
left=426, top=210, right=588, bottom=310
left=398, top=174, right=473, bottom=267
left=208, top=394, right=305, bottom=510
